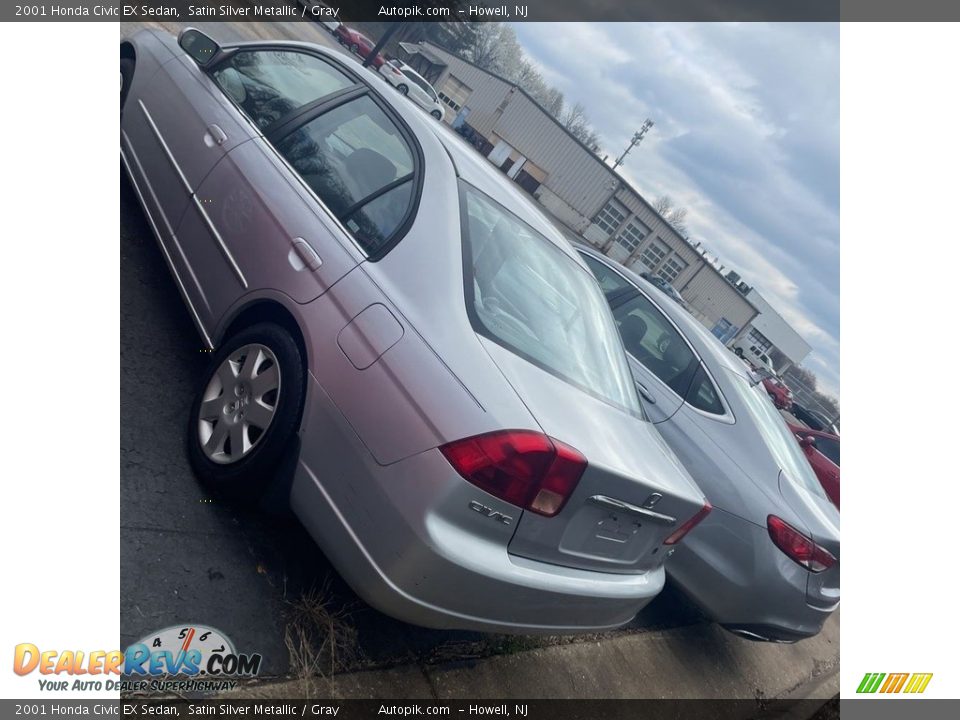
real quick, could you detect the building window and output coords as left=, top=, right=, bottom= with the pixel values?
left=438, top=74, right=472, bottom=113
left=615, top=219, right=650, bottom=255
left=658, top=256, right=688, bottom=283
left=748, top=327, right=773, bottom=354
left=638, top=238, right=668, bottom=271
left=711, top=318, right=739, bottom=344
left=594, top=199, right=628, bottom=236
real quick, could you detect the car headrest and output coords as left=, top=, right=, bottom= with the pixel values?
left=663, top=335, right=691, bottom=368
left=216, top=67, right=247, bottom=105
left=345, top=148, right=396, bottom=198
left=620, top=315, right=648, bottom=350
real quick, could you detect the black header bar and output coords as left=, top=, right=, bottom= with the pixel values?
left=9, top=0, right=960, bottom=23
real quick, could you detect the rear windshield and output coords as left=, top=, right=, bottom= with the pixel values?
left=460, top=183, right=641, bottom=415
left=725, top=370, right=826, bottom=498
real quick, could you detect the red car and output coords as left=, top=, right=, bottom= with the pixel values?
left=762, top=375, right=793, bottom=410
left=334, top=26, right=385, bottom=69
left=789, top=424, right=840, bottom=509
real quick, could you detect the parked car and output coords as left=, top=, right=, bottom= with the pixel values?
left=379, top=59, right=445, bottom=121
left=791, top=404, right=838, bottom=435
left=578, top=245, right=840, bottom=642
left=334, top=25, right=384, bottom=68
left=788, top=425, right=840, bottom=509
left=762, top=375, right=793, bottom=410
left=640, top=272, right=686, bottom=305
left=120, top=28, right=712, bottom=634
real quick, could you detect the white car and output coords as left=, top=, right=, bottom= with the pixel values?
left=379, top=60, right=445, bottom=121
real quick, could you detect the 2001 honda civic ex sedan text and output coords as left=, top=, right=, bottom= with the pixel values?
left=120, top=28, right=712, bottom=633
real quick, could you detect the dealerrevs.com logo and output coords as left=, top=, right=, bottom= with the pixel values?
left=856, top=672, right=934, bottom=694
left=13, top=624, right=262, bottom=693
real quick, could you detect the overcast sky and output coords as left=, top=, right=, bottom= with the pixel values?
left=513, top=23, right=840, bottom=399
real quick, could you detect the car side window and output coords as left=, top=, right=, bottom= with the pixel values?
left=580, top=255, right=634, bottom=297
left=610, top=293, right=698, bottom=396
left=274, top=95, right=416, bottom=256
left=816, top=436, right=840, bottom=466
left=213, top=49, right=354, bottom=130
left=686, top=364, right=725, bottom=415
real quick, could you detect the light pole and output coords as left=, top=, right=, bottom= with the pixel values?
left=612, top=119, right=654, bottom=171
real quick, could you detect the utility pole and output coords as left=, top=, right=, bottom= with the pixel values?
left=612, top=119, right=654, bottom=171
left=363, top=24, right=402, bottom=68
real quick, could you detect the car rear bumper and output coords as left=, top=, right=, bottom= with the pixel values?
left=290, top=375, right=664, bottom=633
left=667, top=508, right=837, bottom=640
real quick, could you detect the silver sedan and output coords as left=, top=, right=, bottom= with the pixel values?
left=120, top=28, right=710, bottom=633
left=578, top=246, right=840, bottom=642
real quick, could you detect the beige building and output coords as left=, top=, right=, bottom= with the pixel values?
left=400, top=40, right=761, bottom=344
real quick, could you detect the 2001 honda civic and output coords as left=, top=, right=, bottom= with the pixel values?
left=120, top=28, right=710, bottom=633
left=578, top=245, right=840, bottom=642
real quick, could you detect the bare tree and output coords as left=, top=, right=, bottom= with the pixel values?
left=464, top=22, right=508, bottom=71
left=561, top=102, right=588, bottom=129
left=654, top=195, right=689, bottom=236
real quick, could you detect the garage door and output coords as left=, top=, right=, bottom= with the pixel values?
left=437, top=74, right=472, bottom=113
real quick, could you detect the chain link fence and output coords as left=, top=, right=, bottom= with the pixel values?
left=781, top=367, right=840, bottom=427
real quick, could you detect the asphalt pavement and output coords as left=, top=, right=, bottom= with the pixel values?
left=118, top=19, right=708, bottom=680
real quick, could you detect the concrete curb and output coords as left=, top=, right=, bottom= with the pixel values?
left=225, top=614, right=838, bottom=700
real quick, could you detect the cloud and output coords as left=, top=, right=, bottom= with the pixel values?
left=514, top=22, right=840, bottom=400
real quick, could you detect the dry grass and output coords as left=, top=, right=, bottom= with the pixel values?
left=282, top=583, right=358, bottom=695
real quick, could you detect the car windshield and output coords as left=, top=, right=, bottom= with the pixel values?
left=461, top=183, right=641, bottom=415
left=724, top=369, right=827, bottom=498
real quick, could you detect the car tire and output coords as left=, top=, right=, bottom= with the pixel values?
left=120, top=57, right=134, bottom=112
left=350, top=43, right=359, bottom=53
left=397, top=84, right=409, bottom=95
left=187, top=323, right=305, bottom=500
left=431, top=110, right=442, bottom=120
left=734, top=347, right=744, bottom=357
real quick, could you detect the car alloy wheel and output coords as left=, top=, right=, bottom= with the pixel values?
left=397, top=84, right=409, bottom=95
left=431, top=110, right=442, bottom=120
left=187, top=322, right=305, bottom=499
left=350, top=43, right=359, bottom=53
left=198, top=343, right=281, bottom=465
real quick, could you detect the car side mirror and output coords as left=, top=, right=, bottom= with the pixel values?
left=800, top=435, right=817, bottom=448
left=179, top=28, right=231, bottom=68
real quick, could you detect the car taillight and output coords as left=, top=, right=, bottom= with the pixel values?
left=439, top=430, right=586, bottom=517
left=663, top=500, right=712, bottom=545
left=767, top=515, right=836, bottom=573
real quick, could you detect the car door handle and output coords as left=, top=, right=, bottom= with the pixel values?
left=289, top=238, right=322, bottom=271
left=635, top=381, right=656, bottom=404
left=205, top=124, right=227, bottom=146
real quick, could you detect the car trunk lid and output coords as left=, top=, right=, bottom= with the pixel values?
left=778, top=471, right=840, bottom=607
left=481, top=341, right=708, bottom=574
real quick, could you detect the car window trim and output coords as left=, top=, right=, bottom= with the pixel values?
left=207, top=43, right=424, bottom=261
left=586, top=251, right=735, bottom=422
left=207, top=44, right=367, bottom=138
left=271, top=89, right=424, bottom=261
left=263, top=85, right=366, bottom=141
left=341, top=172, right=415, bottom=219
